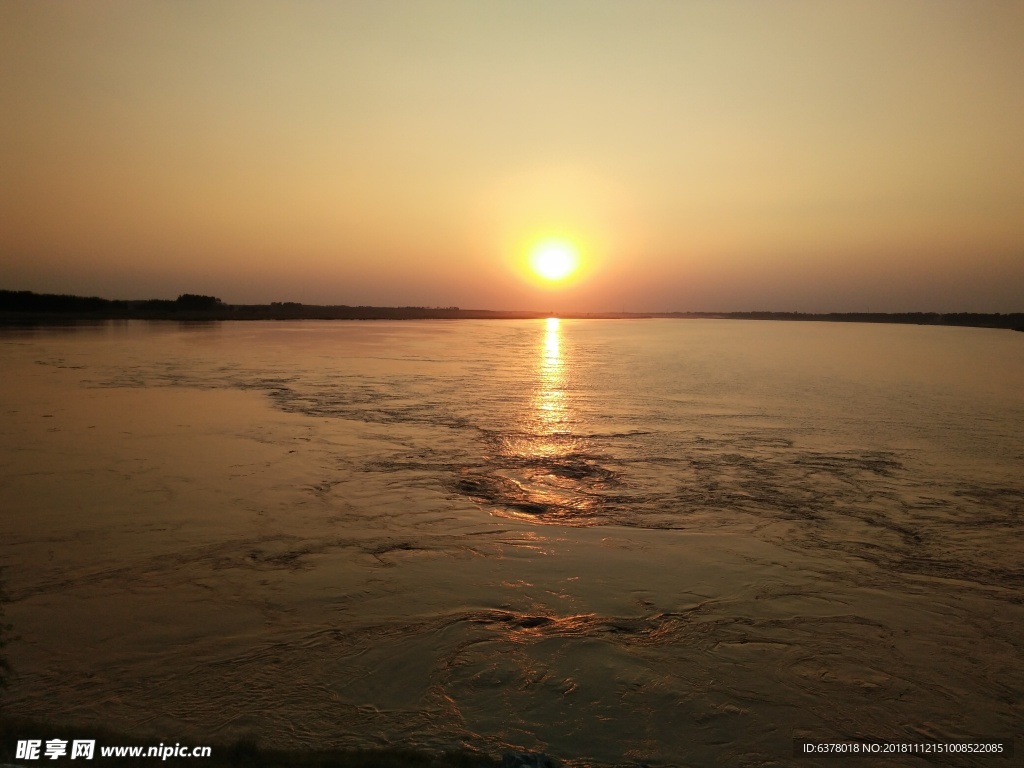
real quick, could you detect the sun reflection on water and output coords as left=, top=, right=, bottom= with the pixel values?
left=455, top=318, right=618, bottom=522
left=535, top=317, right=569, bottom=442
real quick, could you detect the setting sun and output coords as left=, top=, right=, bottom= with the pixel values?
left=530, top=239, right=580, bottom=282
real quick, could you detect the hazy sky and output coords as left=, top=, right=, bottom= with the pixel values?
left=3, top=1, right=1023, bottom=312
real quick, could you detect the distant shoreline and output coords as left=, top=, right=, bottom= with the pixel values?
left=2, top=290, right=1022, bottom=330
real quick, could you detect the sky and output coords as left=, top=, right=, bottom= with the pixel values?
left=2, top=1, right=1023, bottom=312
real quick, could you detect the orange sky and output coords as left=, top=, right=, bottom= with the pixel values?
left=2, top=1, right=1023, bottom=312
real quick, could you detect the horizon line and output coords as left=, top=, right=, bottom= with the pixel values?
left=1, top=289, right=1021, bottom=324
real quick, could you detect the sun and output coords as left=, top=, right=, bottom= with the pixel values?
left=530, top=239, right=580, bottom=282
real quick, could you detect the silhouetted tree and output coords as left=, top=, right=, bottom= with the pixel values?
left=175, top=294, right=224, bottom=309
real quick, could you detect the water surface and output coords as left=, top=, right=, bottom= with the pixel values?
left=2, top=319, right=1021, bottom=765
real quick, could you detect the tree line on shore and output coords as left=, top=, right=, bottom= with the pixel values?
left=1, top=289, right=1022, bottom=329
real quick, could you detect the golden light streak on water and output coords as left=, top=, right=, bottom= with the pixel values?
left=535, top=317, right=568, bottom=439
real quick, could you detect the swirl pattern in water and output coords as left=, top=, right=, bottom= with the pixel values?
left=2, top=319, right=1022, bottom=765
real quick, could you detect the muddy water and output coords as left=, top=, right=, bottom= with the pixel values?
left=1, top=319, right=1021, bottom=765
